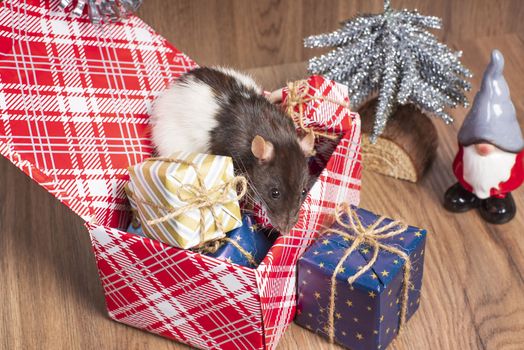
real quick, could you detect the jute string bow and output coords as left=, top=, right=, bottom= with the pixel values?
left=284, top=79, right=352, bottom=140
left=130, top=157, right=248, bottom=250
left=322, top=203, right=412, bottom=343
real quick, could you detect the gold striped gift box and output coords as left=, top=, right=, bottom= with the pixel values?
left=126, top=152, right=245, bottom=249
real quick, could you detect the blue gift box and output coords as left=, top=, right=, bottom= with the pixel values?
left=207, top=215, right=273, bottom=268
left=127, top=215, right=273, bottom=268
left=126, top=220, right=146, bottom=237
left=295, top=206, right=427, bottom=350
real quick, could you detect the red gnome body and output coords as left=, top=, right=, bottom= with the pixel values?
left=444, top=49, right=524, bottom=224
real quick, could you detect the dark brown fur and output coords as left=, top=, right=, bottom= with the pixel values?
left=181, top=67, right=309, bottom=232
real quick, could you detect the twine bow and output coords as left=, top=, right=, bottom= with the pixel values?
left=130, top=157, right=248, bottom=248
left=284, top=79, right=352, bottom=140
left=322, top=203, right=412, bottom=343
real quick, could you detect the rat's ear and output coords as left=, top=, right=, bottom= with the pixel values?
left=251, top=135, right=275, bottom=162
left=299, top=132, right=315, bottom=156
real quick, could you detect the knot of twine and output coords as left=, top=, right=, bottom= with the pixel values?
left=284, top=79, right=351, bottom=140
left=322, top=203, right=412, bottom=343
left=131, top=157, right=248, bottom=248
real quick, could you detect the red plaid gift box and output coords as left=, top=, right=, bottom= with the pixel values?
left=253, top=76, right=362, bottom=228
left=0, top=1, right=362, bottom=349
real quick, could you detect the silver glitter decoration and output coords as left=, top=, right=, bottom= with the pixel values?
left=304, top=0, right=472, bottom=142
left=60, top=0, right=143, bottom=24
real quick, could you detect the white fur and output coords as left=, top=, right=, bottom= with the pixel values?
left=463, top=145, right=517, bottom=199
left=151, top=68, right=264, bottom=156
left=151, top=75, right=219, bottom=156
left=213, top=66, right=263, bottom=94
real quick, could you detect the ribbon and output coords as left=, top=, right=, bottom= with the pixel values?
left=196, top=237, right=259, bottom=267
left=284, top=79, right=352, bottom=140
left=322, top=203, right=412, bottom=343
left=129, top=157, right=247, bottom=248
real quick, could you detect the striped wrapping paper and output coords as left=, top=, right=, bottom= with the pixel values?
left=126, top=153, right=243, bottom=249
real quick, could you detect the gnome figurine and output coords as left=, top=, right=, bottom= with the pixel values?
left=444, top=49, right=524, bottom=224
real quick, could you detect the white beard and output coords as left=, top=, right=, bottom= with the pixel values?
left=462, top=145, right=517, bottom=199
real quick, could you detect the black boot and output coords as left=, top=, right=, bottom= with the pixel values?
left=444, top=183, right=480, bottom=212
left=479, top=193, right=516, bottom=224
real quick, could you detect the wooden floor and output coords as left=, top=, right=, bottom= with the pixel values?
left=1, top=14, right=524, bottom=350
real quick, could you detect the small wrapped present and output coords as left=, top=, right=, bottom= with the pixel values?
left=126, top=152, right=247, bottom=249
left=296, top=204, right=427, bottom=350
left=206, top=215, right=273, bottom=268
left=126, top=217, right=146, bottom=237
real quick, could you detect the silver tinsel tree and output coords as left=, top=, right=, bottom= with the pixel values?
left=305, top=0, right=472, bottom=141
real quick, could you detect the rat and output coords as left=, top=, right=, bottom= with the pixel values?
left=150, top=67, right=315, bottom=233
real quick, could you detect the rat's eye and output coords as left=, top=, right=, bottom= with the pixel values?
left=271, top=188, right=280, bottom=199
left=301, top=188, right=307, bottom=197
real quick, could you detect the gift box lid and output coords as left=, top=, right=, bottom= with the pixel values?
left=0, top=0, right=197, bottom=228
left=302, top=206, right=426, bottom=293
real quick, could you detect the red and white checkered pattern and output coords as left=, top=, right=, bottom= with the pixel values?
left=0, top=1, right=362, bottom=349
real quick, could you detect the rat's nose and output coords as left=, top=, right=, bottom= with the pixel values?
left=280, top=216, right=298, bottom=234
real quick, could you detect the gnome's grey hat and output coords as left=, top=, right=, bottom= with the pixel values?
left=458, top=49, right=524, bottom=153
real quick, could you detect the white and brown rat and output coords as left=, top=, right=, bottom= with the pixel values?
left=150, top=67, right=314, bottom=233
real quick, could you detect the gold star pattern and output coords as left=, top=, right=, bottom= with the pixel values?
left=313, top=250, right=319, bottom=255
left=357, top=265, right=364, bottom=270
left=319, top=307, right=325, bottom=314
left=346, top=299, right=353, bottom=307
left=335, top=313, right=342, bottom=319
left=399, top=237, right=405, bottom=241
left=342, top=331, right=347, bottom=336
left=389, top=302, right=393, bottom=307
left=307, top=269, right=311, bottom=274
left=388, top=289, right=392, bottom=296
left=322, top=239, right=330, bottom=245
left=361, top=247, right=370, bottom=254
left=378, top=345, right=382, bottom=349
left=319, top=262, right=325, bottom=268
left=302, top=280, right=307, bottom=285
left=396, top=298, right=400, bottom=304
left=323, top=325, right=330, bottom=333
left=381, top=270, right=389, bottom=277
left=314, top=292, right=321, bottom=299
left=380, top=315, right=384, bottom=322
left=235, top=236, right=242, bottom=241
left=421, top=249, right=424, bottom=255
left=251, top=224, right=258, bottom=231
left=343, top=236, right=350, bottom=242
left=356, top=333, right=364, bottom=340
left=350, top=285, right=355, bottom=291
left=308, top=313, right=313, bottom=318
left=369, top=291, right=377, bottom=298
left=386, top=328, right=390, bottom=334
left=367, top=306, right=372, bottom=311
left=327, top=250, right=334, bottom=255
left=415, top=231, right=422, bottom=237
left=339, top=267, right=346, bottom=274
left=353, top=317, right=359, bottom=323
left=371, top=273, right=378, bottom=280
left=225, top=258, right=233, bottom=264
left=393, top=259, right=399, bottom=264
left=373, top=330, right=379, bottom=335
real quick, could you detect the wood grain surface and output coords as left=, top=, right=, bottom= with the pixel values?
left=136, top=0, right=524, bottom=69
left=1, top=2, right=524, bottom=350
